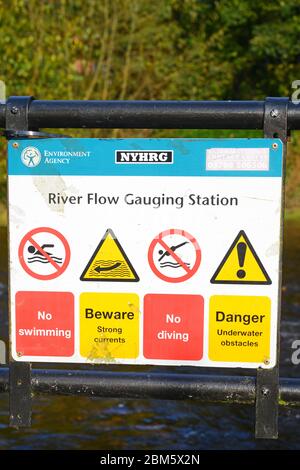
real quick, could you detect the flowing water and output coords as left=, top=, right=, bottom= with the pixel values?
left=0, top=221, right=299, bottom=450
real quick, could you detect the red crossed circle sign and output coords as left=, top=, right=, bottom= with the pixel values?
left=18, top=227, right=70, bottom=280
left=148, top=229, right=201, bottom=283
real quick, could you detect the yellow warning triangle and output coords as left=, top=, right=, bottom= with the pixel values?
left=80, top=228, right=139, bottom=282
left=210, top=230, right=271, bottom=285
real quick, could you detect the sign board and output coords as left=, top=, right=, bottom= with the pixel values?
left=8, top=138, right=283, bottom=368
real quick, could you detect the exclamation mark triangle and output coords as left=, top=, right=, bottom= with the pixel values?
left=210, top=230, right=272, bottom=285
left=236, top=241, right=247, bottom=279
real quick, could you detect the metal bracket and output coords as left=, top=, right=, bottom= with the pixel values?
left=3, top=130, right=71, bottom=139
left=9, top=362, right=32, bottom=427
left=263, top=97, right=289, bottom=141
left=255, top=97, right=289, bottom=439
left=6, top=96, right=34, bottom=427
left=6, top=96, right=35, bottom=133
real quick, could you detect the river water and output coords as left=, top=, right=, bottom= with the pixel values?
left=0, top=221, right=299, bottom=450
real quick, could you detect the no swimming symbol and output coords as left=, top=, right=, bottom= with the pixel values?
left=18, top=227, right=70, bottom=280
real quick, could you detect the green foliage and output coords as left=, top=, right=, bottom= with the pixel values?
left=1, top=0, right=299, bottom=101
left=0, top=0, right=299, bottom=212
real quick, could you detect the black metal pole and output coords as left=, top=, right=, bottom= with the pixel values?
left=0, top=369, right=299, bottom=407
left=254, top=97, right=289, bottom=439
left=6, top=96, right=33, bottom=428
left=1, top=98, right=300, bottom=130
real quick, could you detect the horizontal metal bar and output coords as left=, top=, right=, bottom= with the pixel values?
left=0, top=368, right=299, bottom=406
left=1, top=99, right=300, bottom=130
left=31, top=370, right=256, bottom=403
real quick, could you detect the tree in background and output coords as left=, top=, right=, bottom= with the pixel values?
left=0, top=0, right=299, bottom=207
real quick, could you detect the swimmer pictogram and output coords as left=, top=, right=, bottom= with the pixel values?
left=18, top=227, right=70, bottom=280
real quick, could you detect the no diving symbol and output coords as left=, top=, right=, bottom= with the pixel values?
left=18, top=227, right=70, bottom=280
left=148, top=229, right=201, bottom=283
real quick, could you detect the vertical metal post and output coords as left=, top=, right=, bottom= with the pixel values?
left=255, top=97, right=288, bottom=439
left=6, top=96, right=35, bottom=427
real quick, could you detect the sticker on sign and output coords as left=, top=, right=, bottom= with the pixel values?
left=206, top=148, right=269, bottom=171
left=8, top=138, right=283, bottom=369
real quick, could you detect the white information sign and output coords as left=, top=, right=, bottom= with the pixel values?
left=8, top=138, right=283, bottom=368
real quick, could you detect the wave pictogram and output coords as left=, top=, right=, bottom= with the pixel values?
left=89, top=259, right=131, bottom=277
left=27, top=255, right=63, bottom=264
left=160, top=261, right=190, bottom=269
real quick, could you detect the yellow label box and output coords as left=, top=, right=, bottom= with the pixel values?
left=80, top=292, right=139, bottom=361
left=209, top=295, right=271, bottom=363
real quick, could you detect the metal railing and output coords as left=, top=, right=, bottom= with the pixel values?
left=1, top=96, right=299, bottom=440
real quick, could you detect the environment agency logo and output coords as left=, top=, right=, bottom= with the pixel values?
left=21, top=146, right=42, bottom=167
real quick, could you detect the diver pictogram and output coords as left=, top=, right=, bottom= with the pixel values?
left=148, top=229, right=201, bottom=283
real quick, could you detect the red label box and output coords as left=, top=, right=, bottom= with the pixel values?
left=15, top=291, right=74, bottom=357
left=143, top=294, right=204, bottom=361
